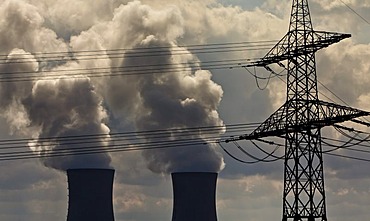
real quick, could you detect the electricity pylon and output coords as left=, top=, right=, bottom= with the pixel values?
left=227, top=0, right=370, bottom=220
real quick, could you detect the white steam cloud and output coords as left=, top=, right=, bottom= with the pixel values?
left=94, top=1, right=226, bottom=173
left=0, top=0, right=225, bottom=173
left=25, top=76, right=112, bottom=170
left=0, top=0, right=112, bottom=171
left=122, top=41, right=226, bottom=173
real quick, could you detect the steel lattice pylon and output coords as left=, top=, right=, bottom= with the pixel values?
left=227, top=0, right=370, bottom=221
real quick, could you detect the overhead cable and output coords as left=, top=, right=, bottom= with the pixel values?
left=0, top=123, right=259, bottom=161
left=338, top=0, right=370, bottom=25
left=0, top=40, right=277, bottom=65
left=0, top=58, right=261, bottom=83
left=218, top=141, right=282, bottom=164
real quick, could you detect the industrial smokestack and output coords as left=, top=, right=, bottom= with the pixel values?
left=171, top=172, right=218, bottom=221
left=67, top=169, right=115, bottom=221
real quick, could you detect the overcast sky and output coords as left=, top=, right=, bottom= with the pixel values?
left=0, top=0, right=370, bottom=220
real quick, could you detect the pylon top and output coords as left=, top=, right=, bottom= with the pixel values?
left=248, top=0, right=351, bottom=68
left=247, top=31, right=351, bottom=67
left=229, top=1, right=370, bottom=220
left=289, top=0, right=314, bottom=31
left=228, top=0, right=370, bottom=140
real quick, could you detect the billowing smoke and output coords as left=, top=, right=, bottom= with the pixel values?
left=67, top=0, right=226, bottom=173
left=122, top=41, right=225, bottom=173
left=25, top=76, right=112, bottom=170
left=97, top=1, right=226, bottom=173
left=0, top=0, right=225, bottom=173
left=0, top=49, right=36, bottom=135
left=0, top=0, right=112, bottom=171
left=0, top=0, right=68, bottom=55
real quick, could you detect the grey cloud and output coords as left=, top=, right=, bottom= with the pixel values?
left=25, top=0, right=118, bottom=40
left=0, top=0, right=68, bottom=54
left=0, top=0, right=113, bottom=171
left=0, top=52, right=112, bottom=171
left=1, top=0, right=227, bottom=174
left=68, top=1, right=226, bottom=173
left=0, top=49, right=36, bottom=134
left=0, top=160, right=58, bottom=190
left=24, top=76, right=112, bottom=171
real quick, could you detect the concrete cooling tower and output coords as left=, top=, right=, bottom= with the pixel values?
left=171, top=172, right=218, bottom=221
left=66, top=169, right=115, bottom=221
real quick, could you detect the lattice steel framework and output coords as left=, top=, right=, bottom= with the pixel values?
left=227, top=0, right=370, bottom=221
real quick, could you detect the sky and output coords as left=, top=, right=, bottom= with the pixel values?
left=0, top=0, right=370, bottom=220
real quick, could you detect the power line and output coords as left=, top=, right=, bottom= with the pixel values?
left=219, top=120, right=370, bottom=164
left=324, top=152, right=370, bottom=162
left=2, top=40, right=277, bottom=57
left=0, top=123, right=259, bottom=161
left=219, top=134, right=370, bottom=164
left=0, top=42, right=274, bottom=83
left=0, top=120, right=368, bottom=164
left=218, top=141, right=283, bottom=164
left=0, top=139, right=218, bottom=161
left=0, top=40, right=276, bottom=65
left=338, top=0, right=370, bottom=25
left=0, top=123, right=258, bottom=148
left=0, top=58, right=260, bottom=83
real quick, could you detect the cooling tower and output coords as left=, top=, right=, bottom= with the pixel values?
left=66, top=169, right=115, bottom=221
left=171, top=172, right=218, bottom=221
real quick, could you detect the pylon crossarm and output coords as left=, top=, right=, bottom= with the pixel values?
left=315, top=100, right=370, bottom=122
left=225, top=102, right=290, bottom=142
left=313, top=31, right=351, bottom=46
left=226, top=99, right=370, bottom=142
left=246, top=33, right=290, bottom=67
left=247, top=31, right=350, bottom=67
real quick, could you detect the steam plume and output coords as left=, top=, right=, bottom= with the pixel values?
left=0, top=0, right=112, bottom=171
left=0, top=0, right=225, bottom=173
left=25, top=76, right=112, bottom=170
left=97, top=1, right=226, bottom=173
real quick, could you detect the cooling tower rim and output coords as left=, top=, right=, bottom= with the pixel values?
left=67, top=168, right=115, bottom=172
left=171, top=172, right=218, bottom=175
